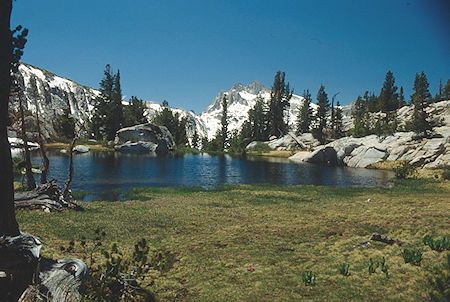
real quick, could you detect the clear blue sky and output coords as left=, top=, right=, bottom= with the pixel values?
left=12, top=0, right=450, bottom=113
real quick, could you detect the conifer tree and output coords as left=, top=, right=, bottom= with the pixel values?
left=247, top=96, right=268, bottom=141
left=123, top=96, right=146, bottom=127
left=351, top=96, right=370, bottom=137
left=153, top=101, right=188, bottom=147
left=219, top=95, right=228, bottom=151
left=409, top=71, right=433, bottom=137
left=442, top=79, right=450, bottom=100
left=333, top=101, right=344, bottom=138
left=268, top=71, right=293, bottom=137
left=313, top=85, right=329, bottom=143
left=398, top=86, right=406, bottom=107
left=296, top=89, right=313, bottom=135
left=91, top=65, right=124, bottom=140
left=191, top=130, right=199, bottom=149
left=377, top=70, right=399, bottom=133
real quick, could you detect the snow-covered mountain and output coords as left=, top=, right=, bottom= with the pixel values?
left=13, top=63, right=99, bottom=138
left=14, top=63, right=351, bottom=141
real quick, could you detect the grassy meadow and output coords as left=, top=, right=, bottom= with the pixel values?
left=16, top=180, right=449, bottom=301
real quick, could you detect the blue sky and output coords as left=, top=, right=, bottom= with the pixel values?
left=12, top=0, right=450, bottom=113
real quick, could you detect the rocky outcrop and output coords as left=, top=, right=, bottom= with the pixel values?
left=289, top=128, right=450, bottom=169
left=114, top=123, right=175, bottom=154
left=246, top=132, right=320, bottom=151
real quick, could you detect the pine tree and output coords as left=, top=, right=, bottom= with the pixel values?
left=123, top=96, right=146, bottom=127
left=377, top=70, right=399, bottom=133
left=296, top=89, right=313, bottom=135
left=91, top=65, right=124, bottom=140
left=191, top=130, right=199, bottom=149
left=333, top=101, right=344, bottom=138
left=219, top=95, right=228, bottom=151
left=398, top=86, right=406, bottom=107
left=442, top=79, right=450, bottom=100
left=153, top=102, right=188, bottom=147
left=268, top=71, right=293, bottom=137
left=313, top=85, right=329, bottom=143
left=55, top=103, right=75, bottom=139
left=409, top=71, right=433, bottom=137
left=247, top=96, right=268, bottom=141
left=351, top=96, right=370, bottom=137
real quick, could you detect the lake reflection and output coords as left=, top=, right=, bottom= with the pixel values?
left=30, top=151, right=394, bottom=193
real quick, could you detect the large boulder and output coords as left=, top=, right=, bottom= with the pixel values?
left=73, top=145, right=90, bottom=153
left=114, top=123, right=175, bottom=154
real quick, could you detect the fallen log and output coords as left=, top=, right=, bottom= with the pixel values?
left=0, top=233, right=87, bottom=301
left=14, top=179, right=82, bottom=212
left=19, top=258, right=87, bottom=302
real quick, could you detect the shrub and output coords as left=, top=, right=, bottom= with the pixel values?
left=427, top=254, right=450, bottom=302
left=402, top=248, right=423, bottom=265
left=338, top=262, right=350, bottom=276
left=424, top=235, right=450, bottom=252
left=394, top=161, right=417, bottom=179
left=301, top=271, right=316, bottom=286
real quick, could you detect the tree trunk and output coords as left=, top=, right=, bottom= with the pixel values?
left=18, top=85, right=36, bottom=190
left=0, top=0, right=19, bottom=237
left=63, top=130, right=78, bottom=199
left=34, top=94, right=49, bottom=184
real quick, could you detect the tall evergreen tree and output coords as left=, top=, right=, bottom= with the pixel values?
left=123, top=96, right=146, bottom=127
left=398, top=86, right=406, bottom=107
left=268, top=71, right=293, bottom=137
left=313, top=85, right=329, bottom=143
left=247, top=96, right=269, bottom=141
left=91, top=65, right=124, bottom=140
left=351, top=96, right=370, bottom=137
left=409, top=71, right=433, bottom=137
left=377, top=70, right=399, bottom=133
left=333, top=101, right=344, bottom=138
left=296, top=89, right=313, bottom=135
left=219, top=95, right=228, bottom=151
left=442, top=79, right=450, bottom=100
left=191, top=130, right=199, bottom=149
left=153, top=102, right=187, bottom=147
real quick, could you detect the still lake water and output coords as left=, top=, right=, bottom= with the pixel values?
left=30, top=150, right=394, bottom=196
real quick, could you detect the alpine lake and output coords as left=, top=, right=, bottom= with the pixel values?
left=30, top=149, right=394, bottom=201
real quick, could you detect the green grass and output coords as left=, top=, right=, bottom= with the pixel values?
left=16, top=180, right=450, bottom=301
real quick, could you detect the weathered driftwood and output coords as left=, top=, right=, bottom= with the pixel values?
left=370, top=233, right=407, bottom=246
left=0, top=233, right=41, bottom=301
left=19, top=258, right=87, bottom=302
left=0, top=233, right=87, bottom=301
left=14, top=179, right=82, bottom=212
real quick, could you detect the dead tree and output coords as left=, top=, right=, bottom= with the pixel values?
left=30, top=76, right=49, bottom=184
left=0, top=2, right=86, bottom=300
left=16, top=80, right=36, bottom=190
left=63, top=128, right=79, bottom=200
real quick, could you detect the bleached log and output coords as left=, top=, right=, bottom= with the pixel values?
left=19, top=258, right=87, bottom=302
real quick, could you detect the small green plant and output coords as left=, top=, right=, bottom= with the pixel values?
left=402, top=248, right=423, bottom=265
left=380, top=257, right=389, bottom=278
left=427, top=253, right=450, bottom=302
left=301, top=271, right=316, bottom=286
left=369, top=257, right=389, bottom=277
left=424, top=235, right=450, bottom=252
left=338, top=262, right=350, bottom=276
left=393, top=161, right=417, bottom=179
left=368, top=258, right=378, bottom=274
